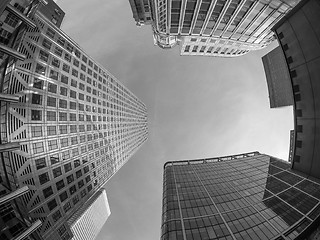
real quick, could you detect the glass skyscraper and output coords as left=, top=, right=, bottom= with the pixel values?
left=161, top=152, right=320, bottom=240
left=129, top=0, right=300, bottom=56
left=0, top=1, right=148, bottom=240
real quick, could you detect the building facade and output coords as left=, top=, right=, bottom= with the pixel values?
left=271, top=0, right=320, bottom=180
left=262, top=46, right=293, bottom=108
left=161, top=152, right=320, bottom=240
left=129, top=0, right=300, bottom=57
left=69, top=189, right=111, bottom=240
left=0, top=3, right=148, bottom=240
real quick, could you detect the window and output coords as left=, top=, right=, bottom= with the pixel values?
left=73, top=59, right=79, bottom=67
left=59, top=125, right=68, bottom=134
left=83, top=166, right=89, bottom=173
left=87, top=184, right=92, bottom=192
left=31, top=94, right=42, bottom=105
left=60, top=87, right=68, bottom=96
left=35, top=157, right=46, bottom=170
left=43, top=186, right=53, bottom=198
left=66, top=43, right=73, bottom=52
left=78, top=179, right=84, bottom=188
left=39, top=50, right=49, bottom=62
left=80, top=73, right=85, bottom=81
left=47, top=126, right=57, bottom=136
left=48, top=83, right=57, bottom=93
left=53, top=167, right=62, bottom=178
left=48, top=139, right=58, bottom=150
left=75, top=49, right=81, bottom=58
left=59, top=191, right=68, bottom=202
left=85, top=175, right=91, bottom=183
left=80, top=189, right=86, bottom=197
left=42, top=38, right=52, bottom=50
left=39, top=172, right=50, bottom=185
left=74, top=159, right=81, bottom=168
left=52, top=210, right=62, bottom=222
left=60, top=138, right=69, bottom=147
left=33, top=78, right=43, bottom=89
left=54, top=46, right=63, bottom=57
left=59, top=112, right=68, bottom=121
left=61, top=150, right=70, bottom=160
left=73, top=195, right=80, bottom=205
left=47, top=111, right=56, bottom=121
left=72, top=69, right=78, bottom=77
left=48, top=199, right=57, bottom=211
left=70, top=101, right=76, bottom=110
left=79, top=93, right=84, bottom=100
left=64, top=52, right=71, bottom=62
left=57, top=36, right=65, bottom=46
left=50, top=154, right=60, bottom=165
left=64, top=163, right=72, bottom=172
left=31, top=110, right=41, bottom=121
left=47, top=96, right=56, bottom=107
left=71, top=79, right=77, bottom=87
left=81, top=64, right=86, bottom=71
left=67, top=174, right=74, bottom=184
left=31, top=126, right=42, bottom=137
left=33, top=142, right=44, bottom=153
left=70, top=90, right=77, bottom=99
left=69, top=185, right=76, bottom=195
left=35, top=63, right=46, bottom=75
left=69, top=113, right=76, bottom=121
left=76, top=170, right=82, bottom=179
left=56, top=179, right=65, bottom=190
left=59, top=99, right=67, bottom=109
left=4, top=13, right=19, bottom=27
left=63, top=202, right=71, bottom=213
left=52, top=58, right=60, bottom=68
left=62, top=63, right=70, bottom=73
left=49, top=69, right=59, bottom=80
left=61, top=74, right=68, bottom=84
left=46, top=27, right=55, bottom=38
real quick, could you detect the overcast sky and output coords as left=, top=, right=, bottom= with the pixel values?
left=57, top=1, right=293, bottom=239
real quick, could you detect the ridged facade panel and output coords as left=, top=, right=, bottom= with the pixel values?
left=1, top=12, right=148, bottom=240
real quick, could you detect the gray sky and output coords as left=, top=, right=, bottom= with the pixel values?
left=57, top=1, right=293, bottom=239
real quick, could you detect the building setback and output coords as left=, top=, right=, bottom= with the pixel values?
left=68, top=189, right=111, bottom=240
left=129, top=0, right=300, bottom=57
left=161, top=152, right=320, bottom=240
left=262, top=46, right=293, bottom=108
left=0, top=1, right=148, bottom=240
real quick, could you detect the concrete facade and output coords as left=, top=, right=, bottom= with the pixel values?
left=272, top=0, right=320, bottom=179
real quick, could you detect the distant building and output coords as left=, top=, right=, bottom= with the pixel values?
left=262, top=46, right=293, bottom=108
left=129, top=0, right=300, bottom=57
left=288, top=130, right=294, bottom=163
left=0, top=1, right=148, bottom=240
left=161, top=152, right=320, bottom=240
left=37, top=0, right=65, bottom=28
left=69, top=189, right=111, bottom=240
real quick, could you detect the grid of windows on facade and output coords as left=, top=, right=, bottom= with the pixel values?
left=151, top=0, right=299, bottom=54
left=2, top=12, right=147, bottom=240
left=161, top=153, right=320, bottom=240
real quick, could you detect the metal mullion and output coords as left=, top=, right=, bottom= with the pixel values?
left=189, top=0, right=202, bottom=35
left=178, top=0, right=187, bottom=34
left=199, top=0, right=217, bottom=35
left=171, top=163, right=187, bottom=240
left=166, top=0, right=171, bottom=34
left=220, top=0, right=247, bottom=37
left=190, top=163, right=237, bottom=240
left=229, top=0, right=259, bottom=39
left=209, top=0, right=233, bottom=36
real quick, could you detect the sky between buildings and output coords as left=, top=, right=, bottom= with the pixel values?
left=57, top=1, right=294, bottom=239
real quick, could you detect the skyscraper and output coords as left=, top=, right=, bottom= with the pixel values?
left=262, top=46, right=293, bottom=108
left=68, top=189, right=111, bottom=240
left=0, top=1, right=148, bottom=240
left=129, top=0, right=300, bottom=56
left=161, top=152, right=320, bottom=240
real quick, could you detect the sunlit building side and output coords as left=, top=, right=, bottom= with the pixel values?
left=129, top=0, right=300, bottom=57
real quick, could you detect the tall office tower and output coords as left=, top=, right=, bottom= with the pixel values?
left=161, top=152, right=320, bottom=240
left=262, top=46, right=293, bottom=108
left=0, top=3, right=148, bottom=240
left=37, top=0, right=65, bottom=28
left=129, top=0, right=300, bottom=56
left=128, top=0, right=153, bottom=26
left=68, top=189, right=111, bottom=240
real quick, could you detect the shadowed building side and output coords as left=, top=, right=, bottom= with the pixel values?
left=272, top=0, right=320, bottom=179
